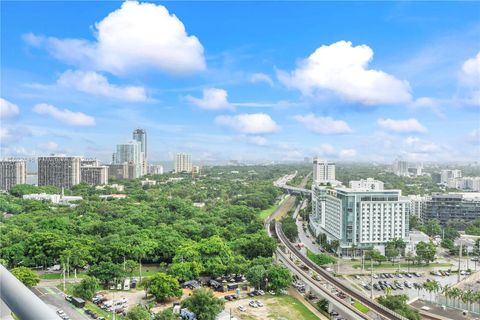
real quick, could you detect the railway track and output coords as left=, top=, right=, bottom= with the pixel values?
left=273, top=221, right=408, bottom=320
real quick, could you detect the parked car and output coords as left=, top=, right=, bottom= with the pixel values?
left=255, top=300, right=264, bottom=307
left=238, top=306, right=246, bottom=312
left=249, top=301, right=258, bottom=308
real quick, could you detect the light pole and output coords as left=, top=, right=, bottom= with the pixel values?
left=370, top=258, right=374, bottom=300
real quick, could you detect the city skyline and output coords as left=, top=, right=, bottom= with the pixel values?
left=1, top=2, right=479, bottom=162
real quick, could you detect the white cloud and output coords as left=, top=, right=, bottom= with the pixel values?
left=57, top=70, right=147, bottom=102
left=468, top=128, right=480, bottom=144
left=277, top=40, right=412, bottom=105
left=185, top=88, right=233, bottom=110
left=315, top=144, right=337, bottom=156
left=0, top=98, right=20, bottom=118
left=240, top=135, right=268, bottom=146
left=0, top=127, right=11, bottom=141
left=409, top=97, right=445, bottom=118
left=33, top=103, right=96, bottom=126
left=377, top=118, right=427, bottom=133
left=24, top=1, right=205, bottom=75
left=294, top=114, right=352, bottom=135
left=250, top=73, right=274, bottom=86
left=339, top=149, right=357, bottom=158
left=38, top=141, right=59, bottom=151
left=404, top=137, right=440, bottom=154
left=459, top=52, right=480, bottom=107
left=215, top=113, right=279, bottom=134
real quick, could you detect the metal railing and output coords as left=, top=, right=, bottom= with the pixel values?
left=0, top=264, right=60, bottom=320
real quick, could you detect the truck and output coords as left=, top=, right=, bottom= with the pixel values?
left=71, top=297, right=85, bottom=308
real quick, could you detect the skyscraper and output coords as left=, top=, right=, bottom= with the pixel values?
left=115, top=141, right=142, bottom=178
left=175, top=153, right=192, bottom=173
left=132, top=129, right=147, bottom=175
left=0, top=160, right=26, bottom=191
left=313, top=158, right=335, bottom=184
left=38, top=156, right=81, bottom=188
left=80, top=166, right=108, bottom=185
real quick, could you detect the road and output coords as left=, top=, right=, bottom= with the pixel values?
left=33, top=281, right=90, bottom=320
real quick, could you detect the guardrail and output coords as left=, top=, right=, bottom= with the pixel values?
left=0, top=264, right=60, bottom=320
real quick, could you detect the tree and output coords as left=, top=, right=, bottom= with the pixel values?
left=267, top=266, right=292, bottom=292
left=419, top=219, right=442, bottom=237
left=154, top=309, right=178, bottom=320
left=281, top=217, right=298, bottom=242
left=125, top=259, right=139, bottom=280
left=246, top=265, right=267, bottom=289
left=308, top=252, right=336, bottom=266
left=73, top=276, right=99, bottom=300
left=145, top=272, right=182, bottom=302
left=88, top=261, right=126, bottom=288
left=181, top=288, right=224, bottom=320
left=385, top=243, right=400, bottom=264
left=11, top=267, right=39, bottom=287
left=236, top=232, right=277, bottom=259
left=365, top=249, right=386, bottom=265
left=317, top=299, right=329, bottom=313
left=378, top=294, right=420, bottom=320
left=415, top=241, right=436, bottom=265
left=126, top=305, right=150, bottom=320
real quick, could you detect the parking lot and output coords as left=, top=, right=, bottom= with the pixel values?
left=349, top=270, right=471, bottom=300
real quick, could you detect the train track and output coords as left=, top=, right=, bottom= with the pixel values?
left=273, top=221, right=408, bottom=320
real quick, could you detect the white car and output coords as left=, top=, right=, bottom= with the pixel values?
left=238, top=306, right=246, bottom=312
left=372, top=274, right=378, bottom=279
left=255, top=301, right=264, bottom=307
left=249, top=301, right=258, bottom=308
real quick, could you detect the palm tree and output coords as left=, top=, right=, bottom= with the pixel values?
left=462, top=290, right=475, bottom=313
left=441, top=284, right=451, bottom=306
left=384, top=286, right=392, bottom=296
left=449, top=287, right=462, bottom=309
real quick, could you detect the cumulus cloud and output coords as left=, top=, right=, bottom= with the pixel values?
left=0, top=98, right=20, bottom=118
left=239, top=135, right=268, bottom=146
left=215, top=113, right=279, bottom=134
left=33, top=103, right=96, bottom=126
left=277, top=41, right=412, bottom=105
left=294, top=114, right=352, bottom=135
left=24, top=1, right=205, bottom=75
left=250, top=73, right=274, bottom=86
left=312, top=144, right=357, bottom=159
left=459, top=52, right=480, bottom=106
left=57, top=70, right=147, bottom=102
left=468, top=128, right=480, bottom=144
left=185, top=88, right=233, bottom=110
left=404, top=136, right=440, bottom=153
left=377, top=118, right=427, bottom=133
left=409, top=97, right=445, bottom=118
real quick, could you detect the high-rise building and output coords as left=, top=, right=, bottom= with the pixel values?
left=424, top=193, right=480, bottom=226
left=81, top=166, right=108, bottom=185
left=408, top=195, right=429, bottom=222
left=132, top=129, right=147, bottom=175
left=38, top=156, right=81, bottom=188
left=313, top=158, right=335, bottom=184
left=394, top=159, right=409, bottom=177
left=440, top=169, right=462, bottom=184
left=132, top=129, right=147, bottom=158
left=115, top=141, right=142, bottom=178
left=81, top=159, right=100, bottom=166
left=0, top=160, right=26, bottom=191
left=108, top=163, right=129, bottom=180
left=310, top=186, right=409, bottom=255
left=349, top=178, right=384, bottom=191
left=175, top=153, right=192, bottom=173
left=147, top=164, right=164, bottom=175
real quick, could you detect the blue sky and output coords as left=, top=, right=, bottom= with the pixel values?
left=1, top=1, right=479, bottom=163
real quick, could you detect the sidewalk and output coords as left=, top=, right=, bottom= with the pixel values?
left=288, top=288, right=329, bottom=320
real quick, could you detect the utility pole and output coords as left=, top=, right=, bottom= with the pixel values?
left=112, top=290, right=115, bottom=320
left=458, top=242, right=462, bottom=283
left=63, top=263, right=66, bottom=293
left=370, top=258, right=374, bottom=300
left=67, top=256, right=70, bottom=280
left=362, top=251, right=365, bottom=272
left=74, top=269, right=77, bottom=284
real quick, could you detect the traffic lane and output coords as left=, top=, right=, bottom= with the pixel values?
left=34, top=286, right=90, bottom=320
left=296, top=217, right=320, bottom=254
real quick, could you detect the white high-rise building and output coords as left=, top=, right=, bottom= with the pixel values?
left=440, top=169, right=462, bottom=184
left=38, top=156, right=81, bottom=188
left=394, top=159, right=409, bottom=176
left=408, top=195, right=429, bottom=222
left=310, top=186, right=409, bottom=255
left=81, top=166, right=108, bottom=185
left=132, top=129, right=147, bottom=175
left=115, top=141, right=143, bottom=178
left=313, top=158, right=335, bottom=184
left=148, top=164, right=164, bottom=175
left=349, top=178, right=384, bottom=191
left=175, top=153, right=192, bottom=173
left=0, top=160, right=26, bottom=191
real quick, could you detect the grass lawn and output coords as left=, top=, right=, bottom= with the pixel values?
left=40, top=264, right=162, bottom=279
left=352, top=301, right=370, bottom=314
left=259, top=201, right=282, bottom=220
left=270, top=295, right=320, bottom=320
left=352, top=262, right=452, bottom=269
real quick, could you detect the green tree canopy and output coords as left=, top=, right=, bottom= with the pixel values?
left=11, top=267, right=40, bottom=287
left=126, top=305, right=150, bottom=320
left=145, top=272, right=182, bottom=302
left=181, top=288, right=224, bottom=320
left=73, top=276, right=99, bottom=300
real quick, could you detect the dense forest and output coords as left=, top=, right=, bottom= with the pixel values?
left=0, top=165, right=297, bottom=280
